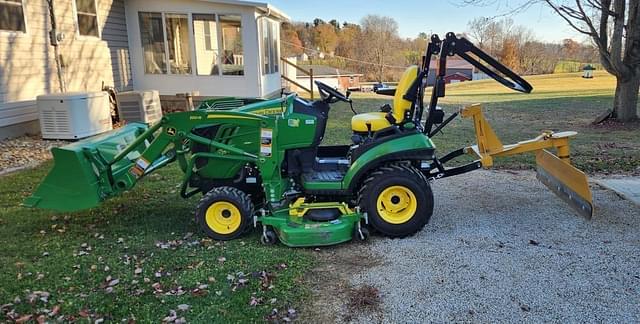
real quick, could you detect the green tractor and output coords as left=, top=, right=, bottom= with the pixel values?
left=25, top=33, right=593, bottom=247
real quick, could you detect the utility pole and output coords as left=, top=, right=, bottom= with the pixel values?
left=46, top=0, right=67, bottom=93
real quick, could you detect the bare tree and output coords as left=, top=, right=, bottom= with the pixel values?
left=359, top=15, right=400, bottom=81
left=463, top=0, right=640, bottom=122
left=545, top=0, right=639, bottom=121
left=468, top=17, right=505, bottom=56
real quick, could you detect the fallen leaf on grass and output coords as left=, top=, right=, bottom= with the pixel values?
left=162, top=310, right=177, bottom=322
left=190, top=288, right=208, bottom=297
left=177, top=304, right=190, bottom=312
left=249, top=295, right=263, bottom=307
left=49, top=305, right=60, bottom=316
left=15, top=315, right=33, bottom=323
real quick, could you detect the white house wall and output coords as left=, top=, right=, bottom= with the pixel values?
left=125, top=0, right=264, bottom=97
left=0, top=0, right=131, bottom=138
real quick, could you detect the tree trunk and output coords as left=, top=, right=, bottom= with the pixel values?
left=613, top=76, right=640, bottom=122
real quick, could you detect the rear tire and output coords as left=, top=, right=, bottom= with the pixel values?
left=358, top=164, right=433, bottom=238
left=195, top=187, right=253, bottom=240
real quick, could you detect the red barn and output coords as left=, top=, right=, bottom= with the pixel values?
left=444, top=72, right=471, bottom=84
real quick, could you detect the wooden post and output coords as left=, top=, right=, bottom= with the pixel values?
left=309, top=68, right=314, bottom=100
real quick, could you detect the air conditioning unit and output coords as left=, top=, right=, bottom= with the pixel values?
left=116, top=90, right=163, bottom=125
left=37, top=91, right=112, bottom=140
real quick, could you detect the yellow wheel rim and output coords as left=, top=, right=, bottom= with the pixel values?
left=205, top=201, right=242, bottom=235
left=376, top=185, right=417, bottom=224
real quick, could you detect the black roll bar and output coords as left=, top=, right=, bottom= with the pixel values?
left=403, top=32, right=533, bottom=136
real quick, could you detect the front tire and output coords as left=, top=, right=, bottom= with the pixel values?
left=358, top=164, right=433, bottom=237
left=195, top=187, right=253, bottom=240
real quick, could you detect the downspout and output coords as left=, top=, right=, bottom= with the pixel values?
left=46, top=0, right=67, bottom=93
left=255, top=8, right=271, bottom=97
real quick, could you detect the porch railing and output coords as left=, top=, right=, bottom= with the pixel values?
left=280, top=57, right=314, bottom=99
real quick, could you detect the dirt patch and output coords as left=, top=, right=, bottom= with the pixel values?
left=301, top=244, right=384, bottom=323
left=343, top=284, right=382, bottom=322
left=588, top=118, right=640, bottom=130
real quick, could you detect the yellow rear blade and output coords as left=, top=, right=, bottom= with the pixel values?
left=536, top=149, right=594, bottom=219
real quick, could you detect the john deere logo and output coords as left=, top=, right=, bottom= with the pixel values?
left=166, top=127, right=177, bottom=136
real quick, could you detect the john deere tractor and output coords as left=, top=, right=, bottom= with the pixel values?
left=25, top=33, right=593, bottom=247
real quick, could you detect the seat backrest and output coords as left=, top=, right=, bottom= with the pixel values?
left=391, top=66, right=419, bottom=123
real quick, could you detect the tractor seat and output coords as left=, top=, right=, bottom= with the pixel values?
left=351, top=66, right=418, bottom=133
left=351, top=112, right=391, bottom=132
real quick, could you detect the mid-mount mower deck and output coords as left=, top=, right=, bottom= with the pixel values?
left=25, top=33, right=593, bottom=247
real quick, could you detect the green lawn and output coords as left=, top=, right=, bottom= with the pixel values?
left=1, top=71, right=637, bottom=322
left=0, top=165, right=311, bottom=322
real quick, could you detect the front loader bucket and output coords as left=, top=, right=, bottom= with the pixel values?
left=536, top=149, right=593, bottom=219
left=24, top=123, right=149, bottom=212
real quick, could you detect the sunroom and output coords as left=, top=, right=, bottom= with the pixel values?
left=124, top=0, right=288, bottom=98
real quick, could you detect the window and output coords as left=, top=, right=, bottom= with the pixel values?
left=75, top=0, right=99, bottom=37
left=219, top=15, right=243, bottom=76
left=193, top=14, right=219, bottom=76
left=138, top=11, right=244, bottom=77
left=270, top=21, right=279, bottom=73
left=139, top=12, right=167, bottom=74
left=261, top=19, right=279, bottom=75
left=165, top=14, right=192, bottom=74
left=0, top=0, right=25, bottom=32
left=203, top=19, right=213, bottom=51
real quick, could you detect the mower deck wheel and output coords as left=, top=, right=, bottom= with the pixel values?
left=260, top=229, right=278, bottom=245
left=195, top=187, right=253, bottom=240
left=354, top=225, right=370, bottom=242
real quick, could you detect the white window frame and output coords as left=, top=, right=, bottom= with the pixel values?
left=217, top=13, right=244, bottom=77
left=72, top=0, right=101, bottom=39
left=260, top=18, right=279, bottom=76
left=139, top=11, right=245, bottom=78
left=192, top=12, right=221, bottom=76
left=138, top=11, right=168, bottom=75
left=0, top=0, right=28, bottom=35
left=162, top=11, right=195, bottom=76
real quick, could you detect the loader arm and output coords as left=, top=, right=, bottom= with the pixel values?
left=25, top=110, right=265, bottom=212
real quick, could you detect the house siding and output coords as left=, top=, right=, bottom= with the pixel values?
left=0, top=0, right=131, bottom=138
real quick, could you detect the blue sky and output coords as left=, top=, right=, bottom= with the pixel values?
left=268, top=0, right=583, bottom=43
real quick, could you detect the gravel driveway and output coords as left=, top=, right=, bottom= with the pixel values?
left=308, top=170, right=640, bottom=323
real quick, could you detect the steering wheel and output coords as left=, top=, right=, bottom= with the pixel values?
left=315, top=81, right=351, bottom=104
